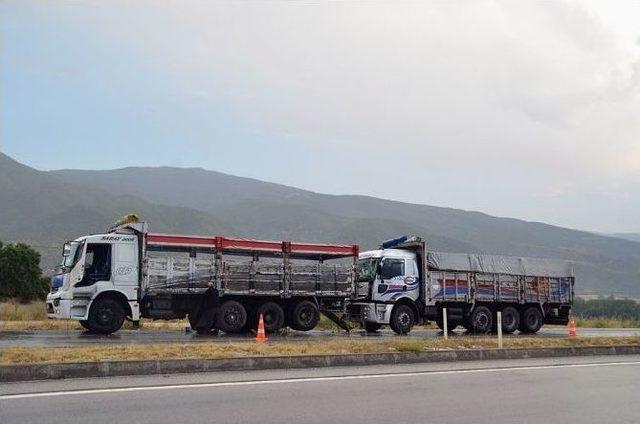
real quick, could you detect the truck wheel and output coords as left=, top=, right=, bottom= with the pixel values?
left=364, top=322, right=382, bottom=333
left=257, top=302, right=285, bottom=332
left=501, top=306, right=520, bottom=334
left=519, top=306, right=543, bottom=334
left=86, top=297, right=126, bottom=334
left=188, top=313, right=217, bottom=335
left=289, top=300, right=320, bottom=331
left=79, top=320, right=92, bottom=332
left=470, top=306, right=493, bottom=334
left=390, top=304, right=415, bottom=335
left=216, top=300, right=247, bottom=334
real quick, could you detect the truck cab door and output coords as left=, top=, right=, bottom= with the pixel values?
left=76, top=243, right=112, bottom=288
left=68, top=242, right=87, bottom=288
left=372, top=258, right=405, bottom=302
left=373, top=257, right=420, bottom=302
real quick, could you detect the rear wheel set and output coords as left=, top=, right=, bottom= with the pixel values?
left=256, top=302, right=286, bottom=333
left=288, top=300, right=320, bottom=332
left=199, top=299, right=322, bottom=334
left=216, top=300, right=248, bottom=334
left=465, top=305, right=533, bottom=335
left=519, top=306, right=543, bottom=334
left=467, top=306, right=493, bottom=334
left=500, top=306, right=520, bottom=334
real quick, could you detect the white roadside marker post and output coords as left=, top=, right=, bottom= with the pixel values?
left=443, top=308, right=448, bottom=340
left=497, top=311, right=503, bottom=349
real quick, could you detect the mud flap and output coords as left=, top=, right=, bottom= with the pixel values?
left=193, top=287, right=220, bottom=331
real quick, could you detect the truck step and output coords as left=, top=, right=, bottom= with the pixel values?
left=319, top=307, right=351, bottom=332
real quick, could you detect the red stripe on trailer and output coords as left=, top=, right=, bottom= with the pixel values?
left=216, top=237, right=283, bottom=252
left=146, top=233, right=358, bottom=258
left=290, top=242, right=359, bottom=257
left=147, top=233, right=218, bottom=248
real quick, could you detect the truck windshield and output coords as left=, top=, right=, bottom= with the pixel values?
left=357, top=258, right=378, bottom=282
left=59, top=241, right=84, bottom=270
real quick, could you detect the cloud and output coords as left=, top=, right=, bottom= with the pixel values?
left=4, top=0, right=640, bottom=231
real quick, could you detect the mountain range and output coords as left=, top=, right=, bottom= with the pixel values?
left=1, top=152, right=639, bottom=296
left=610, top=233, right=640, bottom=244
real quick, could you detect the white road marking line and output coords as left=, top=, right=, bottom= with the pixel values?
left=2, top=361, right=639, bottom=401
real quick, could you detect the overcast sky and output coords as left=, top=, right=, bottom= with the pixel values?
left=2, top=1, right=639, bottom=233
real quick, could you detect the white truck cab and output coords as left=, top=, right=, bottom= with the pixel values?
left=45, top=220, right=360, bottom=335
left=46, top=229, right=142, bottom=331
left=351, top=236, right=426, bottom=334
left=349, top=235, right=574, bottom=335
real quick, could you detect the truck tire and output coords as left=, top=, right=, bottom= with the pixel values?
left=257, top=302, right=285, bottom=332
left=216, top=300, right=247, bottom=334
left=469, top=305, right=493, bottom=334
left=188, top=313, right=218, bottom=335
left=364, top=322, right=382, bottom=333
left=289, top=300, right=320, bottom=331
left=390, top=304, right=415, bottom=335
left=519, top=306, right=543, bottom=334
left=501, top=306, right=520, bottom=334
left=79, top=320, right=92, bottom=331
left=86, top=297, right=126, bottom=334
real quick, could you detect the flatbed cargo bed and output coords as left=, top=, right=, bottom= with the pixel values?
left=427, top=251, right=573, bottom=305
left=143, top=233, right=357, bottom=299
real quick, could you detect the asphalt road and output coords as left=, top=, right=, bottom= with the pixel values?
left=2, top=355, right=639, bottom=424
left=2, top=326, right=640, bottom=348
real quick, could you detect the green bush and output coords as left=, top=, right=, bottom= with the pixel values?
left=0, top=241, right=50, bottom=301
left=573, top=297, right=640, bottom=321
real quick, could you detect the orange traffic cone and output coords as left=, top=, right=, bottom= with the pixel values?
left=255, top=313, right=267, bottom=343
left=568, top=315, right=577, bottom=338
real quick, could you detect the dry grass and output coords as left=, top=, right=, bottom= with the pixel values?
left=575, top=317, right=640, bottom=328
left=0, top=300, right=190, bottom=331
left=0, top=320, right=83, bottom=331
left=0, top=319, right=189, bottom=332
left=2, top=336, right=638, bottom=366
left=1, top=300, right=47, bottom=321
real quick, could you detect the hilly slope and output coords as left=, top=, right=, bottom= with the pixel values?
left=0, top=153, right=234, bottom=272
left=611, top=233, right=640, bottom=243
left=2, top=153, right=639, bottom=295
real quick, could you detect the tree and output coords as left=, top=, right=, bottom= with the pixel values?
left=0, top=241, right=49, bottom=301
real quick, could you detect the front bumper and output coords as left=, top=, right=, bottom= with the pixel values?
left=46, top=292, right=89, bottom=320
left=347, top=301, right=393, bottom=324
